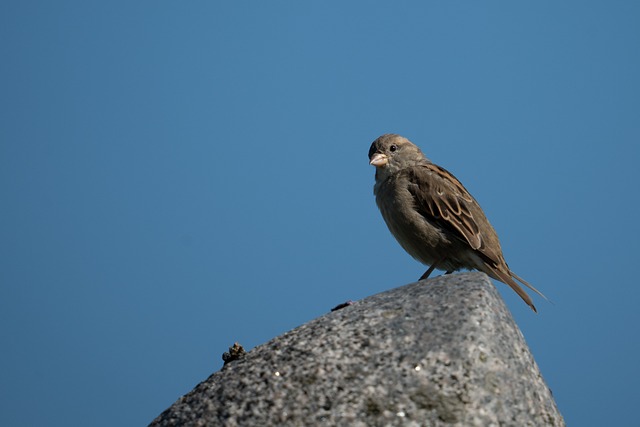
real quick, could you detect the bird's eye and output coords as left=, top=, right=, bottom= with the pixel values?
left=389, top=145, right=397, bottom=152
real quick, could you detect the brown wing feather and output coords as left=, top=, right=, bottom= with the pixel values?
left=407, top=164, right=492, bottom=260
left=407, top=163, right=546, bottom=312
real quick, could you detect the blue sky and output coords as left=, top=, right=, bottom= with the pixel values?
left=1, top=2, right=638, bottom=426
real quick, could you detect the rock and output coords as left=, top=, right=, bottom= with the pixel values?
left=149, top=272, right=564, bottom=426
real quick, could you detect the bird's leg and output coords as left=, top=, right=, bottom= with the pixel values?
left=419, top=265, right=437, bottom=280
left=419, top=255, right=447, bottom=281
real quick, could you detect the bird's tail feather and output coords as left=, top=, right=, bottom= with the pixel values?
left=483, top=263, right=542, bottom=313
left=511, top=271, right=548, bottom=301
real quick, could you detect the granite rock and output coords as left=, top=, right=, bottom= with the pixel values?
left=149, top=272, right=564, bottom=426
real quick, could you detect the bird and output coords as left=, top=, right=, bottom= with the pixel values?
left=368, top=133, right=545, bottom=312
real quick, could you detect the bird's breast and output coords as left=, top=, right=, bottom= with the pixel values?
left=374, top=176, right=449, bottom=265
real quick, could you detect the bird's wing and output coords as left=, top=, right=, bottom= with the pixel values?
left=405, top=163, right=546, bottom=311
left=405, top=163, right=502, bottom=266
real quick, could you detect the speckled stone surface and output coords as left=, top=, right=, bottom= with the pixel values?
left=149, top=272, right=564, bottom=427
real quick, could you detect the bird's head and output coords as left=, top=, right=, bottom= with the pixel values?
left=368, top=134, right=427, bottom=179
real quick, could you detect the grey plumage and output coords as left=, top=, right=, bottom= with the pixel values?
left=369, top=134, right=545, bottom=312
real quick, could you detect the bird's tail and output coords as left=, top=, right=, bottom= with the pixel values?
left=483, top=263, right=547, bottom=313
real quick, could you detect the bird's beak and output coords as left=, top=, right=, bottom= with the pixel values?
left=369, top=153, right=388, bottom=167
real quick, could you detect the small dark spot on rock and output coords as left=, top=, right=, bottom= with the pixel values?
left=365, top=398, right=383, bottom=416
left=331, top=300, right=355, bottom=312
left=222, top=342, right=246, bottom=366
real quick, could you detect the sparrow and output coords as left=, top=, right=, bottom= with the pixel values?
left=368, top=134, right=545, bottom=312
